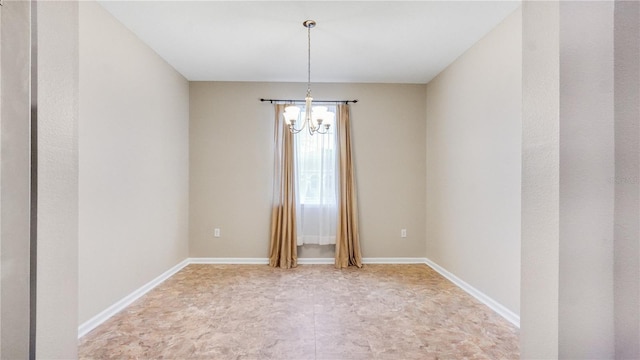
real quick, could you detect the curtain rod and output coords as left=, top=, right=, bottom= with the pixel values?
left=260, top=98, right=358, bottom=104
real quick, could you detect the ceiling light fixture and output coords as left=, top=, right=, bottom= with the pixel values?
left=283, top=20, right=333, bottom=135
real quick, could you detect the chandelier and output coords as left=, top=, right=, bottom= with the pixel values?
left=283, top=20, right=333, bottom=135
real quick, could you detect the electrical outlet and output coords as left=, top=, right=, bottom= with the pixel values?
left=214, top=228, right=221, bottom=238
left=401, top=229, right=407, bottom=238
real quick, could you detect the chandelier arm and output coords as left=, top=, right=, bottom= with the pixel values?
left=313, top=125, right=330, bottom=135
left=288, top=118, right=307, bottom=134
left=308, top=121, right=317, bottom=136
left=289, top=125, right=305, bottom=134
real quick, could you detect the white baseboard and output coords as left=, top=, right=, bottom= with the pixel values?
left=424, top=257, right=520, bottom=328
left=78, top=256, right=520, bottom=339
left=188, top=257, right=269, bottom=265
left=298, top=257, right=334, bottom=264
left=77, top=259, right=189, bottom=338
left=363, top=257, right=426, bottom=264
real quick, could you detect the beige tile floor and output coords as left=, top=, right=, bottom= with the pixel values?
left=79, top=264, right=519, bottom=359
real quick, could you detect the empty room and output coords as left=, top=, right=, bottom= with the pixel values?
left=1, top=1, right=639, bottom=359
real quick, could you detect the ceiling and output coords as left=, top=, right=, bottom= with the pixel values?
left=98, top=1, right=521, bottom=84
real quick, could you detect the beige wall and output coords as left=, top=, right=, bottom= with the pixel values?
left=521, top=2, right=639, bottom=358
left=0, top=1, right=31, bottom=357
left=558, top=2, right=615, bottom=358
left=190, top=82, right=426, bottom=259
left=614, top=2, right=640, bottom=357
left=521, top=2, right=560, bottom=358
left=426, top=8, right=522, bottom=316
left=79, top=2, right=189, bottom=325
left=36, top=1, right=80, bottom=357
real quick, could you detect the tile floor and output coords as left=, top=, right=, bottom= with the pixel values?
left=78, top=264, right=519, bottom=359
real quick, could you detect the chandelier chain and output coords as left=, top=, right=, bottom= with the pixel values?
left=307, top=24, right=311, bottom=96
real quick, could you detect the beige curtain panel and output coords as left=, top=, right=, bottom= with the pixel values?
left=269, top=104, right=298, bottom=268
left=269, top=103, right=362, bottom=269
left=334, top=104, right=363, bottom=268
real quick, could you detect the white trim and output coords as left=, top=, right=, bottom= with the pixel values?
left=298, top=258, right=334, bottom=264
left=363, top=257, right=426, bottom=264
left=188, top=257, right=269, bottom=265
left=77, top=259, right=189, bottom=339
left=423, top=257, right=520, bottom=328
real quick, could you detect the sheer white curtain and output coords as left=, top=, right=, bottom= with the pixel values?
left=294, top=105, right=338, bottom=246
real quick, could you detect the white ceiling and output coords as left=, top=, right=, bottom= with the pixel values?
left=98, top=1, right=520, bottom=84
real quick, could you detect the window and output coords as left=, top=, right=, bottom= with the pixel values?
left=294, top=105, right=338, bottom=245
